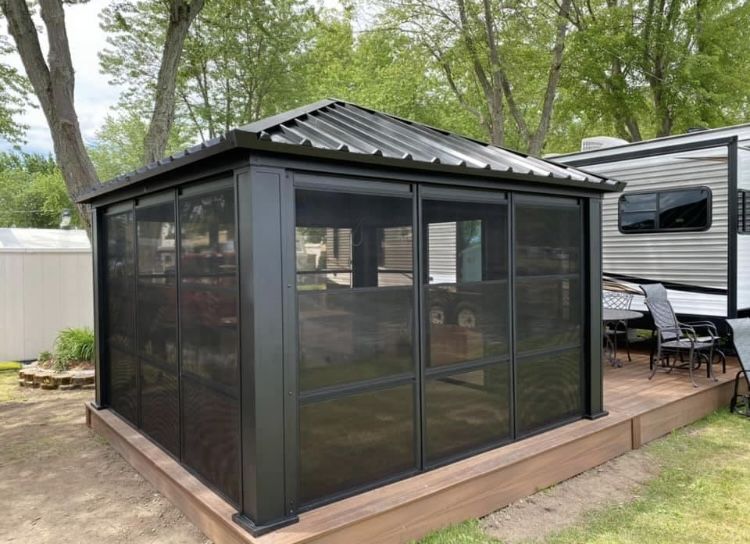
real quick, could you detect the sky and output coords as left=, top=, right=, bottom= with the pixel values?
left=0, top=0, right=349, bottom=157
left=0, top=0, right=124, bottom=155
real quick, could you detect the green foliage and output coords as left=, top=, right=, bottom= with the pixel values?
left=0, top=361, right=22, bottom=371
left=0, top=152, right=82, bottom=228
left=89, top=111, right=192, bottom=181
left=37, top=351, right=53, bottom=364
left=53, top=327, right=95, bottom=371
left=0, top=35, right=31, bottom=145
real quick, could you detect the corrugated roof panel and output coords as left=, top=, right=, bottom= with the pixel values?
left=78, top=99, right=623, bottom=203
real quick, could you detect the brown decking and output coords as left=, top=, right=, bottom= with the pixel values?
left=86, top=352, right=743, bottom=544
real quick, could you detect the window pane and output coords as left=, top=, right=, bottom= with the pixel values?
left=516, top=348, right=582, bottom=434
left=136, top=201, right=178, bottom=455
left=515, top=277, right=581, bottom=353
left=298, top=289, right=414, bottom=390
left=104, top=211, right=137, bottom=424
left=515, top=203, right=580, bottom=276
left=299, top=384, right=415, bottom=505
left=425, top=362, right=511, bottom=462
left=423, top=199, right=509, bottom=368
left=426, top=282, right=509, bottom=366
left=296, top=189, right=415, bottom=391
left=659, top=189, right=709, bottom=230
left=620, top=192, right=657, bottom=212
left=179, top=186, right=239, bottom=504
left=620, top=211, right=656, bottom=232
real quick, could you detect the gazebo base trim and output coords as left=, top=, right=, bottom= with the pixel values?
left=84, top=360, right=739, bottom=544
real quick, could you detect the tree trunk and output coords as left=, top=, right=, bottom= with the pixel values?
left=528, top=0, right=572, bottom=156
left=1, top=0, right=99, bottom=231
left=143, top=0, right=205, bottom=164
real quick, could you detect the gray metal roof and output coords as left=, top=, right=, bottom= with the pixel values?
left=78, top=99, right=624, bottom=203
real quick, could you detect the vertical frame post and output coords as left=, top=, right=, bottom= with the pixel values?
left=728, top=137, right=739, bottom=319
left=584, top=196, right=606, bottom=419
left=233, top=166, right=298, bottom=536
left=91, top=206, right=108, bottom=409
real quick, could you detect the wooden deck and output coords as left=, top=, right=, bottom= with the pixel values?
left=86, top=351, right=743, bottom=544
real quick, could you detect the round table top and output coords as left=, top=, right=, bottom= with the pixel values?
left=603, top=308, right=643, bottom=322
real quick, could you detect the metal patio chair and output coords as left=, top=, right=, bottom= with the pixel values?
left=726, top=318, right=750, bottom=416
left=641, top=283, right=727, bottom=375
left=603, top=290, right=634, bottom=362
left=646, top=295, right=718, bottom=387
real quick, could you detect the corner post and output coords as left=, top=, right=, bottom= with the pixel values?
left=728, top=137, right=739, bottom=319
left=234, top=166, right=298, bottom=535
left=91, top=206, right=108, bottom=410
left=585, top=196, right=606, bottom=419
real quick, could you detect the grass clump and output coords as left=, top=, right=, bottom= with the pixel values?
left=53, top=327, right=94, bottom=371
left=0, top=361, right=22, bottom=371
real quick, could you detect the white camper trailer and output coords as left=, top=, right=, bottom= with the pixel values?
left=556, top=125, right=750, bottom=320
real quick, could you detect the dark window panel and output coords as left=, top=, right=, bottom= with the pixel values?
left=619, top=188, right=711, bottom=233
left=104, top=211, right=137, bottom=424
left=141, top=361, right=179, bottom=456
left=515, top=277, right=581, bottom=354
left=298, top=288, right=414, bottom=391
left=179, top=187, right=240, bottom=504
left=425, top=281, right=509, bottom=367
left=182, top=376, right=241, bottom=505
left=659, top=189, right=709, bottom=230
left=136, top=201, right=179, bottom=456
left=109, top=347, right=138, bottom=424
left=425, top=362, right=511, bottom=463
left=299, top=384, right=415, bottom=506
left=516, top=348, right=582, bottom=434
left=422, top=198, right=509, bottom=369
left=515, top=204, right=581, bottom=276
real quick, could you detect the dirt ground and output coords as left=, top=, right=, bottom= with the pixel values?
left=0, top=378, right=209, bottom=544
left=481, top=448, right=661, bottom=543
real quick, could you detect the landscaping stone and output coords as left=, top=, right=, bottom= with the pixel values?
left=18, top=363, right=94, bottom=391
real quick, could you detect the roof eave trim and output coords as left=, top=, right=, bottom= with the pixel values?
left=237, top=134, right=624, bottom=193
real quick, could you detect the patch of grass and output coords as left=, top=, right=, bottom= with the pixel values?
left=418, top=410, right=750, bottom=544
left=0, top=370, right=24, bottom=403
left=0, top=361, right=22, bottom=371
left=53, top=327, right=94, bottom=371
left=417, top=520, right=498, bottom=544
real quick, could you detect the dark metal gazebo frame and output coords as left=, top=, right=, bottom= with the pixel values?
left=80, top=99, right=623, bottom=535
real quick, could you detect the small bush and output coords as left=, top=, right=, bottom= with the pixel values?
left=54, top=327, right=94, bottom=371
left=38, top=350, right=53, bottom=363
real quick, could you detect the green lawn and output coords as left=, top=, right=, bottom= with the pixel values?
left=418, top=410, right=750, bottom=544
left=0, top=369, right=24, bottom=403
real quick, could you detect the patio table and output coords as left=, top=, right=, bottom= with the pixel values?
left=603, top=309, right=643, bottom=367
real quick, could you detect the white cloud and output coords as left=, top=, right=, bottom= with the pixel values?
left=0, top=0, right=123, bottom=155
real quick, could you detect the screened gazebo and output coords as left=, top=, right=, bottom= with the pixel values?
left=80, top=99, right=624, bottom=536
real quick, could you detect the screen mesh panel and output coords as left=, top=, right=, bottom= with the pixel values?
left=179, top=187, right=240, bottom=505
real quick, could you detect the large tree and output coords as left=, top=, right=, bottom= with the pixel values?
left=0, top=0, right=204, bottom=228
left=379, top=0, right=574, bottom=155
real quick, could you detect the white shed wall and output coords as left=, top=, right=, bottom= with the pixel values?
left=0, top=250, right=93, bottom=361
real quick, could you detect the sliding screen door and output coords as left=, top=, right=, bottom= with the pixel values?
left=421, top=190, right=511, bottom=464
left=514, top=196, right=583, bottom=435
left=295, top=185, right=417, bottom=507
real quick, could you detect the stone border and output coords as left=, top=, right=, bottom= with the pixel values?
left=18, top=364, right=94, bottom=390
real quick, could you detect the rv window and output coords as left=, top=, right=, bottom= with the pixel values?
left=619, top=188, right=711, bottom=233
left=739, top=190, right=750, bottom=234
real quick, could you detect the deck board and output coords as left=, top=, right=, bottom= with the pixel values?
left=86, top=350, right=743, bottom=544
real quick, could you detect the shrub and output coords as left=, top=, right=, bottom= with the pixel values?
left=53, top=327, right=94, bottom=371
left=38, top=350, right=53, bottom=363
